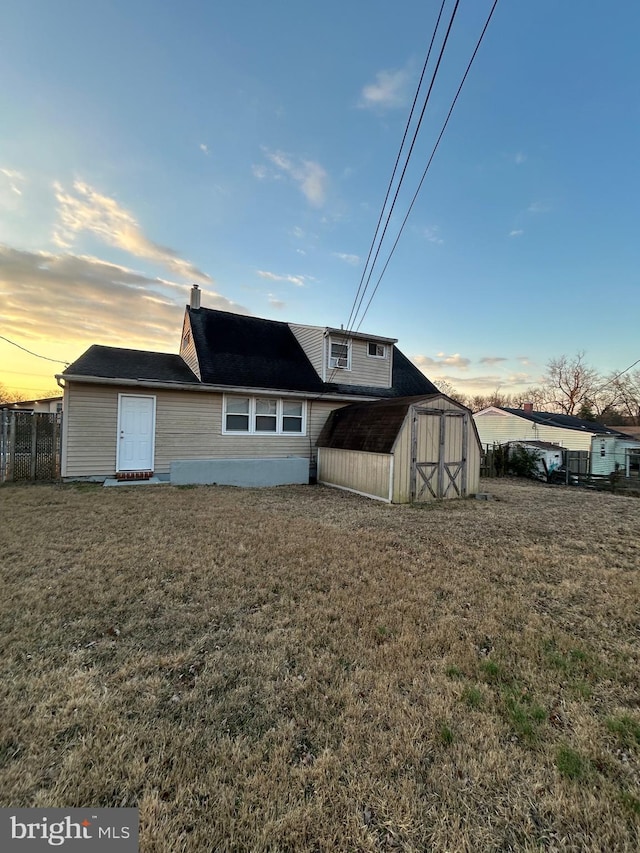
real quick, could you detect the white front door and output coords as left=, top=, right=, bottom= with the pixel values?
left=117, top=395, right=156, bottom=472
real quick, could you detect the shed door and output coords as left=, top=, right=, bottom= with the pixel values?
left=411, top=409, right=468, bottom=500
left=117, top=395, right=155, bottom=472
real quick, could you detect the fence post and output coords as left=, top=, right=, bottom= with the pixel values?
left=7, top=412, right=16, bottom=481
left=30, top=414, right=38, bottom=480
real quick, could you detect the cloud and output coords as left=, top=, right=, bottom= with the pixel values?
left=1, top=168, right=24, bottom=196
left=509, top=229, right=524, bottom=237
left=479, top=356, right=507, bottom=366
left=0, top=244, right=244, bottom=354
left=261, top=149, right=328, bottom=207
left=515, top=152, right=527, bottom=165
left=527, top=201, right=550, bottom=213
left=359, top=68, right=410, bottom=110
left=252, top=164, right=268, bottom=180
left=424, top=226, right=443, bottom=245
left=52, top=181, right=212, bottom=284
left=333, top=252, right=360, bottom=266
left=413, top=353, right=471, bottom=370
left=257, top=269, right=306, bottom=287
left=199, top=143, right=209, bottom=155
left=267, top=293, right=285, bottom=310
left=291, top=226, right=305, bottom=239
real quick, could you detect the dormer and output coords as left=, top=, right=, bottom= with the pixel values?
left=289, top=322, right=397, bottom=388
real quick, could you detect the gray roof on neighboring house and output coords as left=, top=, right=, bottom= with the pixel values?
left=63, top=345, right=201, bottom=384
left=500, top=408, right=630, bottom=437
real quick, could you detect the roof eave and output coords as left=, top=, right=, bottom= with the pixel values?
left=56, top=373, right=382, bottom=402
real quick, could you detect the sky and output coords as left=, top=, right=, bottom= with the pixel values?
left=1, top=0, right=639, bottom=400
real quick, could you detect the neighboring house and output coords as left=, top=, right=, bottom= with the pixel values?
left=1, top=396, right=63, bottom=414
left=474, top=404, right=640, bottom=477
left=57, top=286, right=441, bottom=490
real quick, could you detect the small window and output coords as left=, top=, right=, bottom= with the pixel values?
left=367, top=342, right=386, bottom=358
left=225, top=397, right=250, bottom=431
left=282, top=401, right=303, bottom=433
left=255, top=398, right=277, bottom=432
left=329, top=339, right=350, bottom=369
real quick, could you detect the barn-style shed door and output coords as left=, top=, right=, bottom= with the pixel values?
left=410, top=408, right=469, bottom=500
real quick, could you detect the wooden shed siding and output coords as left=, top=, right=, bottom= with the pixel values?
left=289, top=324, right=325, bottom=377
left=474, top=412, right=594, bottom=451
left=63, top=383, right=343, bottom=478
left=178, top=313, right=200, bottom=378
left=318, top=447, right=392, bottom=501
left=392, top=399, right=480, bottom=501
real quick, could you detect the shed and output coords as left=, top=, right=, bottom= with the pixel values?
left=316, top=394, right=481, bottom=503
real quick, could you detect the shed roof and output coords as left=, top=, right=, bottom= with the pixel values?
left=317, top=395, right=441, bottom=454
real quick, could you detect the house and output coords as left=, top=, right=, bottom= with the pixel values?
left=474, top=404, right=640, bottom=477
left=1, top=396, right=63, bottom=414
left=317, top=395, right=481, bottom=502
left=57, top=285, right=446, bottom=493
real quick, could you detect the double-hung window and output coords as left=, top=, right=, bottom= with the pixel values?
left=367, top=341, right=386, bottom=358
left=223, top=396, right=305, bottom=435
left=328, top=338, right=351, bottom=370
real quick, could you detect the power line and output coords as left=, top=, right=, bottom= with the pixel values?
left=344, top=0, right=448, bottom=334
left=349, top=0, right=462, bottom=334
left=0, top=335, right=69, bottom=365
left=355, top=0, right=500, bottom=332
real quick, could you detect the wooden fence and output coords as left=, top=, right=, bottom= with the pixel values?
left=0, top=410, right=62, bottom=482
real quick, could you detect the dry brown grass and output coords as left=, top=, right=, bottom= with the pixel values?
left=0, top=478, right=638, bottom=851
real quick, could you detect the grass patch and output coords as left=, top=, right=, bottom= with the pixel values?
left=462, top=685, right=484, bottom=709
left=606, top=714, right=640, bottom=750
left=1, top=479, right=639, bottom=851
left=556, top=746, right=589, bottom=780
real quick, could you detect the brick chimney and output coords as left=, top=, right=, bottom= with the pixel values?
left=523, top=402, right=534, bottom=413
left=190, top=284, right=201, bottom=310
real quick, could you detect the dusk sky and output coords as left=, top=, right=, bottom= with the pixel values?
left=1, top=0, right=639, bottom=399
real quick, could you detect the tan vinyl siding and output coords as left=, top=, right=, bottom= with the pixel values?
left=289, top=324, right=325, bottom=378
left=318, top=448, right=392, bottom=501
left=63, top=383, right=344, bottom=478
left=391, top=418, right=412, bottom=503
left=63, top=383, right=119, bottom=477
left=474, top=412, right=594, bottom=451
left=328, top=336, right=392, bottom=388
left=178, top=313, right=200, bottom=379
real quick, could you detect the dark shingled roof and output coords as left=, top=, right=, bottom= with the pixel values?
left=188, top=307, right=325, bottom=392
left=64, top=345, right=200, bottom=384
left=500, top=408, right=629, bottom=437
left=188, top=307, right=438, bottom=397
left=317, top=395, right=441, bottom=453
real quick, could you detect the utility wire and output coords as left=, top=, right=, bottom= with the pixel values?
left=344, top=0, right=448, bottom=333
left=355, top=0, right=499, bottom=333
left=349, top=0, right=462, bottom=333
left=0, top=334, right=69, bottom=365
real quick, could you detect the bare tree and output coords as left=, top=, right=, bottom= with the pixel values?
left=0, top=383, right=28, bottom=405
left=542, top=352, right=601, bottom=415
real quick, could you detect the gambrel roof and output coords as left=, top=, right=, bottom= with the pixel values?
left=62, top=305, right=438, bottom=399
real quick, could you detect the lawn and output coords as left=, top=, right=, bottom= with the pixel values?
left=0, top=479, right=638, bottom=851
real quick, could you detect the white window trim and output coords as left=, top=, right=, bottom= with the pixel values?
left=222, top=395, right=307, bottom=436
left=328, top=337, right=351, bottom=371
left=367, top=341, right=387, bottom=359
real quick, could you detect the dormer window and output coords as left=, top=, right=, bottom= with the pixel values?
left=367, top=342, right=387, bottom=358
left=329, top=339, right=351, bottom=370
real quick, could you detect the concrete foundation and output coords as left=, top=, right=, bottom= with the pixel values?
left=170, top=456, right=309, bottom=487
